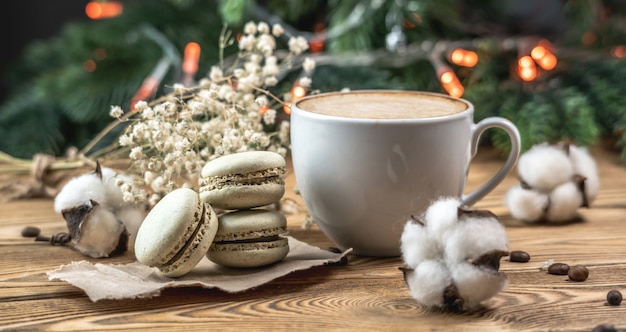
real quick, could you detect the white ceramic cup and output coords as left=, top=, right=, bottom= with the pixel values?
left=290, top=90, right=521, bottom=257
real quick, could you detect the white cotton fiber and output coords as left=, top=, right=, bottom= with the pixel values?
left=451, top=263, right=508, bottom=310
left=114, top=204, right=147, bottom=250
left=405, top=260, right=451, bottom=307
left=545, top=181, right=584, bottom=222
left=400, top=196, right=508, bottom=312
left=504, top=185, right=549, bottom=222
left=568, top=145, right=600, bottom=205
left=54, top=172, right=108, bottom=213
left=517, top=143, right=573, bottom=191
left=400, top=220, right=439, bottom=268
left=444, top=215, right=508, bottom=264
left=424, top=197, right=462, bottom=242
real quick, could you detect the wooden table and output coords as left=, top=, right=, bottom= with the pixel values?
left=1, top=144, right=625, bottom=331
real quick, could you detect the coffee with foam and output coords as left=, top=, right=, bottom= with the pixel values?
left=296, top=91, right=468, bottom=119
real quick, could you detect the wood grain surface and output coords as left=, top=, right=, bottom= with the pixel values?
left=1, top=144, right=625, bottom=331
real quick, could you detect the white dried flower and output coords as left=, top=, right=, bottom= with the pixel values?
left=288, top=36, right=309, bottom=55
left=255, top=95, right=269, bottom=107
left=264, top=76, right=278, bottom=86
left=257, top=22, right=270, bottom=34
left=263, top=109, right=277, bottom=125
left=302, top=57, right=316, bottom=73
left=109, top=106, right=124, bottom=119
left=129, top=147, right=144, bottom=160
left=244, top=21, right=257, bottom=35
left=172, top=83, right=186, bottom=94
left=299, top=77, right=312, bottom=88
left=272, top=23, right=284, bottom=37
left=400, top=197, right=509, bottom=313
left=209, top=66, right=223, bottom=81
left=118, top=134, right=133, bottom=147
left=107, top=21, right=308, bottom=210
left=239, top=34, right=256, bottom=51
left=134, top=100, right=149, bottom=113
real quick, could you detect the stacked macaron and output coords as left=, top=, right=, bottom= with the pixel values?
left=134, top=151, right=289, bottom=277
left=199, top=151, right=290, bottom=268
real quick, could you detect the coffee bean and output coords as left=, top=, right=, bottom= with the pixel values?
left=21, top=226, right=41, bottom=238
left=509, top=250, right=530, bottom=263
left=547, top=263, right=570, bottom=275
left=568, top=265, right=589, bottom=282
left=592, top=324, right=617, bottom=332
left=607, top=290, right=622, bottom=306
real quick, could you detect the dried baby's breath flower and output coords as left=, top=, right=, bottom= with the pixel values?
left=107, top=22, right=312, bottom=206
left=109, top=106, right=124, bottom=119
left=288, top=36, right=309, bottom=55
left=272, top=23, right=284, bottom=37
left=303, top=57, right=316, bottom=73
left=299, top=77, right=312, bottom=88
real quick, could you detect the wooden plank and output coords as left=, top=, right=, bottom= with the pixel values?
left=1, top=144, right=625, bottom=331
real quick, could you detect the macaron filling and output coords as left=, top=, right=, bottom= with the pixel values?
left=199, top=167, right=285, bottom=192
left=157, top=199, right=209, bottom=274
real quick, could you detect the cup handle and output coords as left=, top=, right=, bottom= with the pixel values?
left=461, top=117, right=521, bottom=206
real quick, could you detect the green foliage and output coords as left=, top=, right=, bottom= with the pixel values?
left=0, top=0, right=225, bottom=158
left=1, top=0, right=626, bottom=163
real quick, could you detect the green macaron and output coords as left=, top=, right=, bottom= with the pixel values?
left=134, top=188, right=218, bottom=277
left=207, top=209, right=289, bottom=268
left=198, top=151, right=286, bottom=210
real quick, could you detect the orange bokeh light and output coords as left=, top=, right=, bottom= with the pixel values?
left=439, top=70, right=464, bottom=98
left=130, top=78, right=159, bottom=112
left=309, top=35, right=325, bottom=53
left=259, top=105, right=270, bottom=115
left=517, top=55, right=537, bottom=81
left=283, top=102, right=292, bottom=115
left=183, top=42, right=201, bottom=75
left=83, top=59, right=97, bottom=72
left=530, top=41, right=558, bottom=71
left=450, top=48, right=478, bottom=67
left=518, top=56, right=534, bottom=68
left=292, top=86, right=307, bottom=98
left=536, top=53, right=557, bottom=70
left=612, top=45, right=626, bottom=58
left=440, top=72, right=454, bottom=84
left=530, top=46, right=546, bottom=60
left=85, top=1, right=123, bottom=20
left=582, top=31, right=596, bottom=46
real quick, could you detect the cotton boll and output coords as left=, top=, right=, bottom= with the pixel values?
left=54, top=171, right=108, bottom=213
left=517, top=143, right=573, bottom=192
left=450, top=261, right=508, bottom=310
left=424, top=197, right=462, bottom=242
left=444, top=211, right=508, bottom=264
left=545, top=181, right=583, bottom=222
left=114, top=205, right=147, bottom=251
left=99, top=166, right=130, bottom=210
left=400, top=219, right=439, bottom=268
left=567, top=145, right=600, bottom=206
left=401, top=260, right=451, bottom=308
left=504, top=184, right=549, bottom=222
left=62, top=200, right=128, bottom=258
